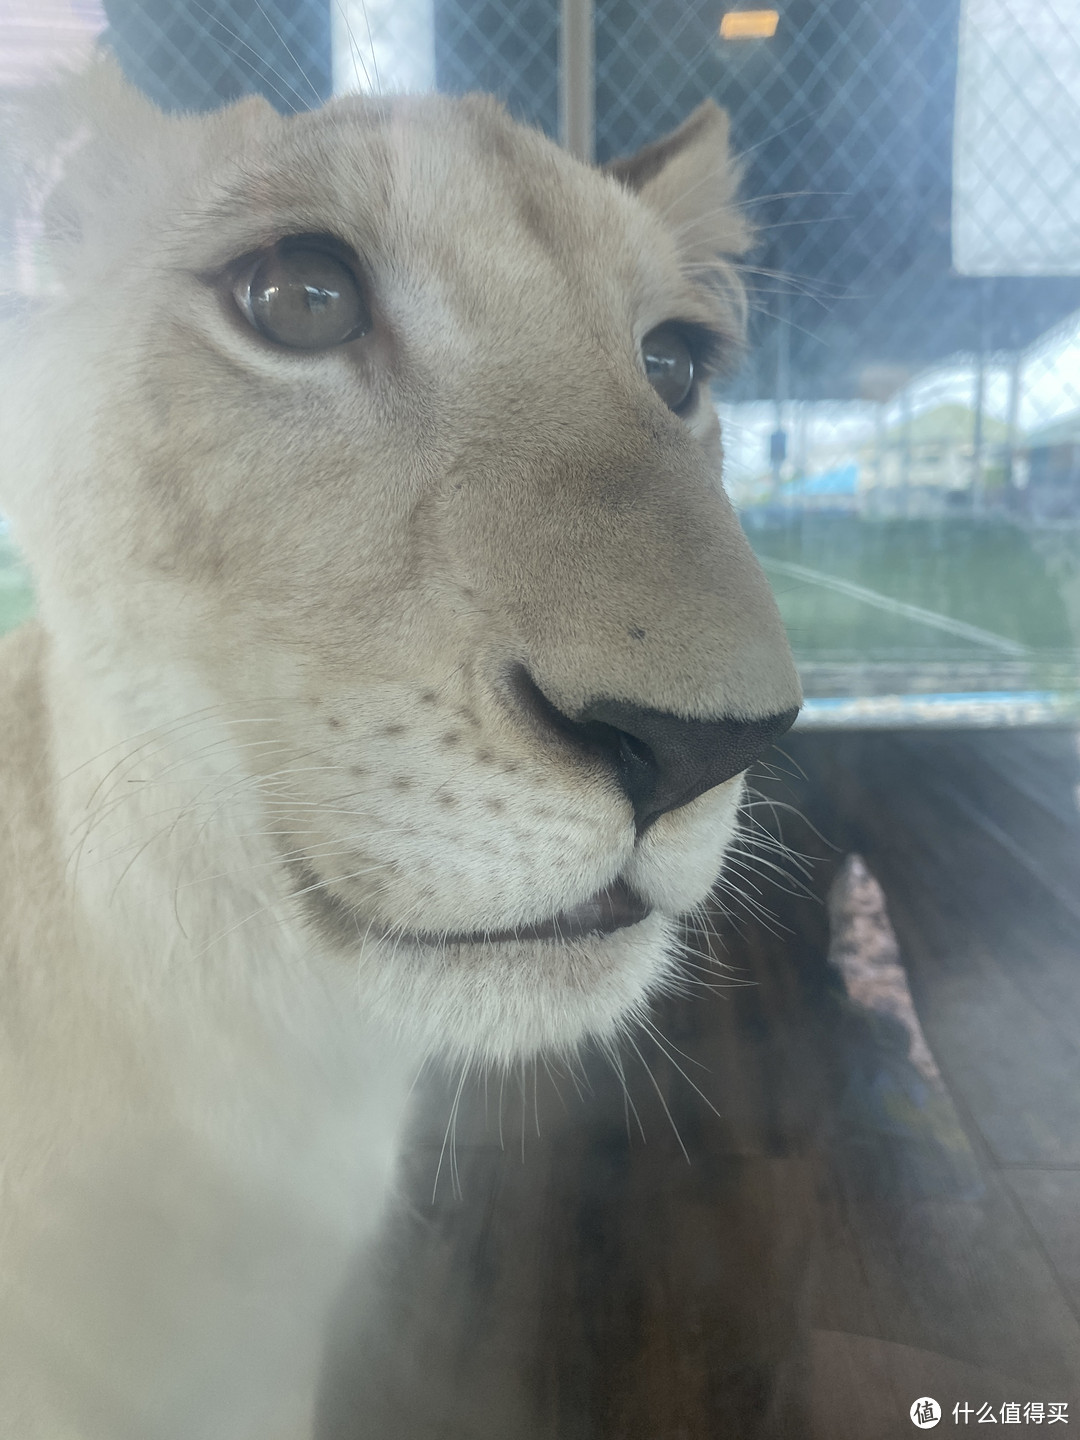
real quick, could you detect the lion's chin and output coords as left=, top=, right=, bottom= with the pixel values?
left=287, top=860, right=680, bottom=1060
left=366, top=913, right=679, bottom=1065
left=400, top=915, right=676, bottom=1065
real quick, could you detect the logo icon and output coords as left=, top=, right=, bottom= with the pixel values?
left=910, top=1398, right=941, bottom=1428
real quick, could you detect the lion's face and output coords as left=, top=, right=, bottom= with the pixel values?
left=3, top=70, right=800, bottom=1064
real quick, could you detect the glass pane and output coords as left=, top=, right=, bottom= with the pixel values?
left=6, top=3, right=1079, bottom=724
left=2, top=7, right=1078, bottom=1440
left=594, top=0, right=1080, bottom=727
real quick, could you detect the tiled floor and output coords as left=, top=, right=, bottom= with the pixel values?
left=319, top=730, right=1080, bottom=1440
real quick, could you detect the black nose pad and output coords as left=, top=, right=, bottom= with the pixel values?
left=574, top=698, right=800, bottom=830
left=511, top=668, right=799, bottom=832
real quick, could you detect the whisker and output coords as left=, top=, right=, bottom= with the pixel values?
left=333, top=0, right=375, bottom=92
left=626, top=1033, right=689, bottom=1163
left=725, top=850, right=816, bottom=899
left=185, top=0, right=313, bottom=112
left=358, top=0, right=382, bottom=93
left=250, top=0, right=325, bottom=107
left=598, top=1034, right=645, bottom=1145
left=639, top=1016, right=727, bottom=1123
left=432, top=1059, right=469, bottom=1204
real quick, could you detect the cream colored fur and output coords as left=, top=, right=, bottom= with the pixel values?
left=0, top=60, right=800, bottom=1438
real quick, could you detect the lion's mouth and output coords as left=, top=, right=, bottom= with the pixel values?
left=289, top=859, right=651, bottom=952
left=407, top=877, right=652, bottom=948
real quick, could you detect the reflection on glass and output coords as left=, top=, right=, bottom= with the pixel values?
left=0, top=521, right=34, bottom=638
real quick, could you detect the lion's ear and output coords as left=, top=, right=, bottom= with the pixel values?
left=7, top=53, right=274, bottom=285
left=7, top=53, right=173, bottom=266
left=604, top=101, right=752, bottom=263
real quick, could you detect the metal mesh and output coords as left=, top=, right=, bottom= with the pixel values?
left=3, top=0, right=1079, bottom=701
left=102, top=1, right=332, bottom=113
left=18, top=2, right=1080, bottom=417
left=434, top=0, right=558, bottom=136
left=101, top=2, right=558, bottom=135
left=590, top=0, right=1080, bottom=405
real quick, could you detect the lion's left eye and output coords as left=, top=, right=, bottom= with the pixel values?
left=235, top=240, right=371, bottom=351
left=641, top=326, right=695, bottom=412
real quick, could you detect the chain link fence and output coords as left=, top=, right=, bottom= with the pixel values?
left=2, top=0, right=1080, bottom=709
left=101, top=1, right=332, bottom=112
left=10, top=3, right=1080, bottom=427
left=7, top=2, right=1080, bottom=413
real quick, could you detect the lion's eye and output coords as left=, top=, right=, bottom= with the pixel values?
left=236, top=240, right=370, bottom=351
left=641, top=326, right=695, bottom=412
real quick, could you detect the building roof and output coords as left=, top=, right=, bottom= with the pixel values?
left=1024, top=412, right=1080, bottom=449
left=882, top=404, right=1011, bottom=447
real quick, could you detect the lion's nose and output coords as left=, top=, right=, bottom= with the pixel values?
left=511, top=668, right=799, bottom=831
left=575, top=697, right=800, bottom=830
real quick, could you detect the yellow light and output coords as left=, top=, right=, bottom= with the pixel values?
left=719, top=9, right=780, bottom=39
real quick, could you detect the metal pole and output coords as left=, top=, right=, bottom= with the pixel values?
left=1004, top=349, right=1021, bottom=490
left=972, top=350, right=986, bottom=512
left=875, top=402, right=887, bottom=490
left=560, top=0, right=594, bottom=162
left=972, top=281, right=991, bottom=511
left=900, top=385, right=912, bottom=516
left=770, top=284, right=790, bottom=498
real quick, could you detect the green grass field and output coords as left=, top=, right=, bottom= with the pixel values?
left=744, top=516, right=1080, bottom=671
left=0, top=536, right=35, bottom=637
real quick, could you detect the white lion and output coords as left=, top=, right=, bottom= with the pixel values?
left=0, top=60, right=799, bottom=1438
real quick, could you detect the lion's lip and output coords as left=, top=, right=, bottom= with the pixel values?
left=409, top=877, right=652, bottom=947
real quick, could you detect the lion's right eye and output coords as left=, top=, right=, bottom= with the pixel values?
left=641, top=325, right=696, bottom=412
left=235, top=239, right=371, bottom=351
